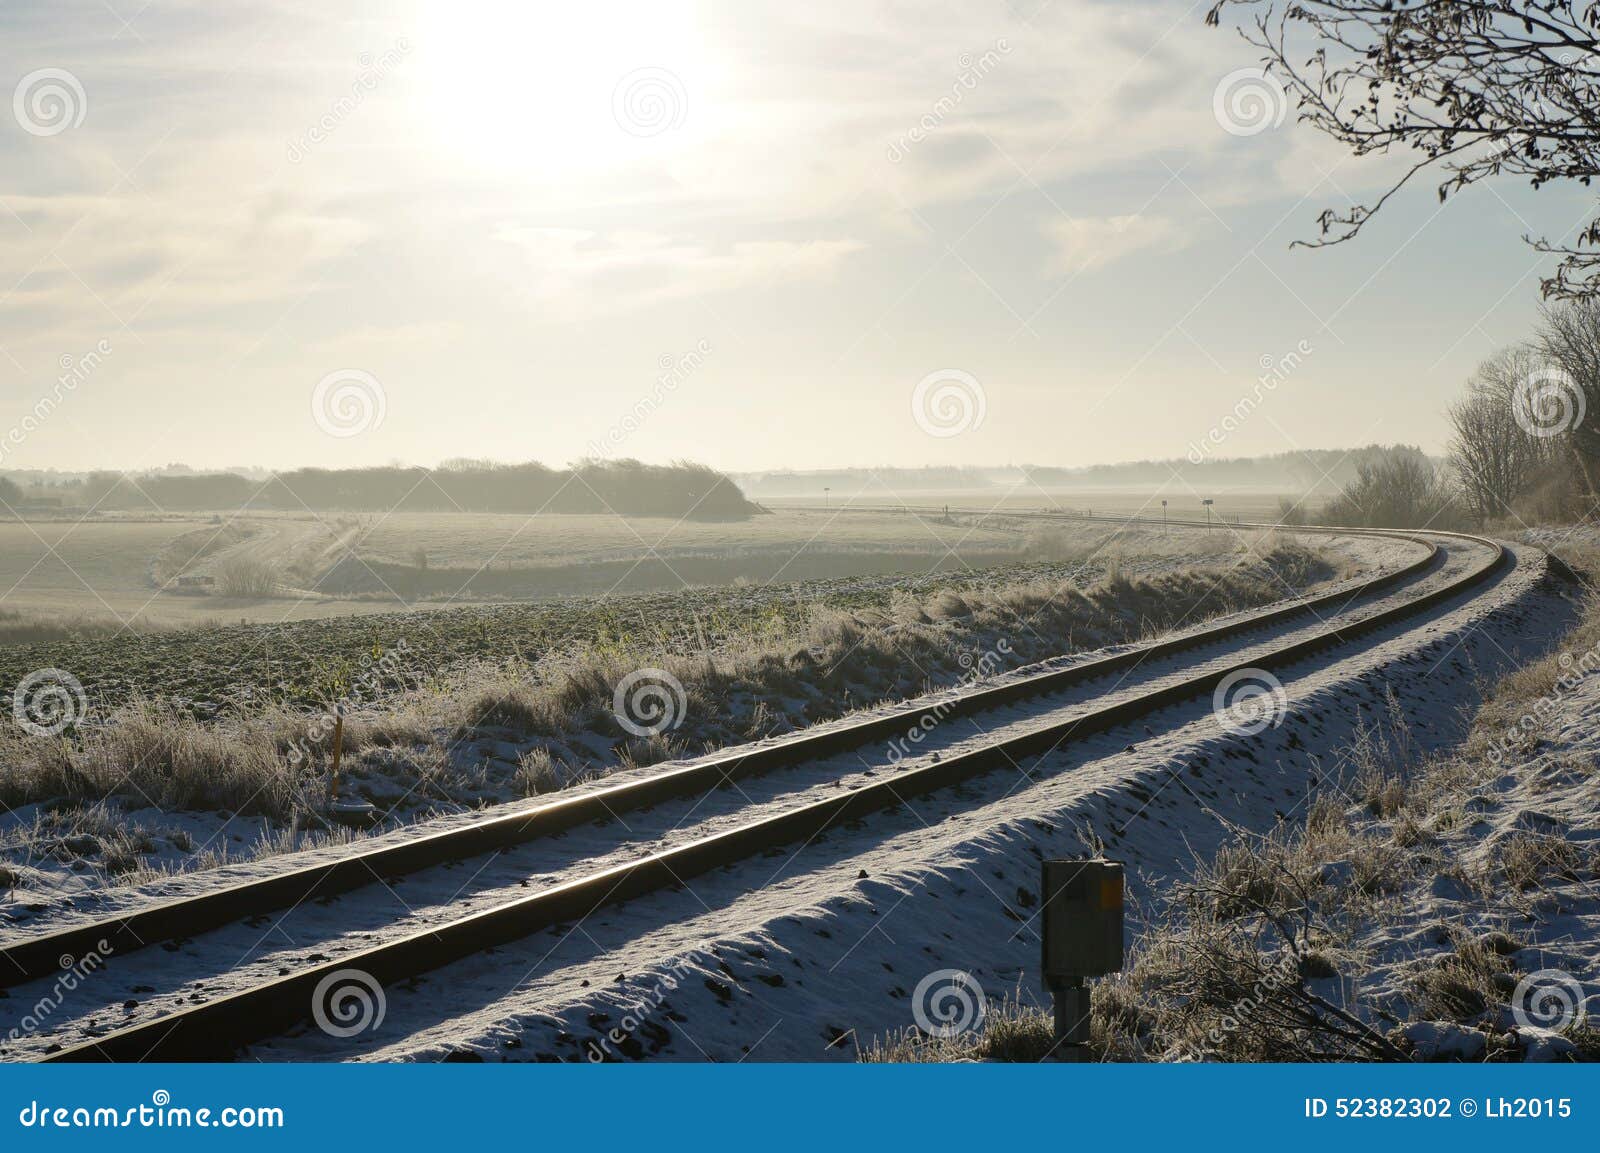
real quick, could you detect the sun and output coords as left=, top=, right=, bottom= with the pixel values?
left=416, top=0, right=707, bottom=181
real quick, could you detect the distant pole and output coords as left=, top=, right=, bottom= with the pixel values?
left=824, top=486, right=830, bottom=509
left=1161, top=500, right=1167, bottom=536
left=1203, top=498, right=1214, bottom=528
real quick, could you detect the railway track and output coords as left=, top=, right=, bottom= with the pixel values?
left=0, top=519, right=1523, bottom=1061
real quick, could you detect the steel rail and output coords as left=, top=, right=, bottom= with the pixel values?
left=0, top=523, right=1442, bottom=988
left=39, top=530, right=1513, bottom=1061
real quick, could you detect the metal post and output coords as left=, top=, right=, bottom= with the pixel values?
left=327, top=714, right=344, bottom=802
left=1051, top=978, right=1092, bottom=1062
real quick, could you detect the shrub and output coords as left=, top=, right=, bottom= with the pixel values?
left=216, top=555, right=280, bottom=597
left=1323, top=450, right=1468, bottom=530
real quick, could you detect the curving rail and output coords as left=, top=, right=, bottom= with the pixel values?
left=5, top=519, right=1519, bottom=1061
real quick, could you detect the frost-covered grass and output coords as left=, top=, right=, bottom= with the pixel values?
left=1085, top=709, right=1600, bottom=1062
left=1093, top=660, right=1593, bottom=1051
left=0, top=539, right=1337, bottom=888
left=862, top=997, right=1057, bottom=1063
left=870, top=551, right=1600, bottom=1064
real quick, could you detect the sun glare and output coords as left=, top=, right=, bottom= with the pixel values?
left=418, top=0, right=707, bottom=180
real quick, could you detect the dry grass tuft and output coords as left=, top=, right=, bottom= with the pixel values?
left=861, top=997, right=1057, bottom=1063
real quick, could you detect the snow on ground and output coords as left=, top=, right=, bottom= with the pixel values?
left=0, top=535, right=1545, bottom=1061
left=232, top=543, right=1568, bottom=1055
left=1343, top=682, right=1600, bottom=1061
left=0, top=530, right=1404, bottom=915
left=294, top=545, right=1560, bottom=1063
left=1520, top=525, right=1600, bottom=552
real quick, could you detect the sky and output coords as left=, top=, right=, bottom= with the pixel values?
left=0, top=0, right=1593, bottom=475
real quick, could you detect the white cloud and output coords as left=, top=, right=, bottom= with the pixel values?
left=1042, top=213, right=1188, bottom=277
left=494, top=227, right=863, bottom=315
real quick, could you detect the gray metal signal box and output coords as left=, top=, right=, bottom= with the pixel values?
left=1041, top=858, right=1124, bottom=987
left=1040, top=858, right=1123, bottom=1060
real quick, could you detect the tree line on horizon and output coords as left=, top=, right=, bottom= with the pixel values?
left=0, top=459, right=759, bottom=520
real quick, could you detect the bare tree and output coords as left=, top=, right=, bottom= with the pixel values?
left=1206, top=1, right=1600, bottom=299
left=1324, top=448, right=1465, bottom=528
left=1537, top=297, right=1600, bottom=499
left=1448, top=346, right=1549, bottom=520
